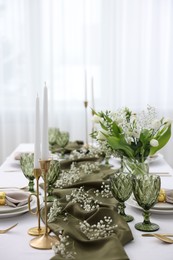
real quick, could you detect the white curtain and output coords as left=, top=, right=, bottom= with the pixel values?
left=0, top=0, right=173, bottom=166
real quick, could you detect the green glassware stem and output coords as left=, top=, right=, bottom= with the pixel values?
left=118, top=202, right=125, bottom=216
left=47, top=184, right=54, bottom=196
left=28, top=179, right=35, bottom=192
left=142, top=210, right=151, bottom=225
left=118, top=202, right=134, bottom=222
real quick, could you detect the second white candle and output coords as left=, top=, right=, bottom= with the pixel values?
left=41, top=85, right=49, bottom=160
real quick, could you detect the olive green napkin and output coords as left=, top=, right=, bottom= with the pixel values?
left=41, top=159, right=133, bottom=260
left=50, top=140, right=84, bottom=154
left=41, top=206, right=133, bottom=260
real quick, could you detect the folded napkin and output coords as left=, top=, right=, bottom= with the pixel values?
left=50, top=140, right=84, bottom=154
left=40, top=158, right=133, bottom=260
left=0, top=191, right=29, bottom=207
left=165, top=189, right=173, bottom=203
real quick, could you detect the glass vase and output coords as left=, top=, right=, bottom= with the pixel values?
left=123, top=158, right=149, bottom=175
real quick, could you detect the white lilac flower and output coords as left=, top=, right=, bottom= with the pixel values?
left=150, top=139, right=159, bottom=147
left=163, top=118, right=172, bottom=127
left=151, top=119, right=162, bottom=130
left=97, top=131, right=107, bottom=140
left=92, top=114, right=102, bottom=124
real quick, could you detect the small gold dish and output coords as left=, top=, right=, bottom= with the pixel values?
left=0, top=192, right=6, bottom=205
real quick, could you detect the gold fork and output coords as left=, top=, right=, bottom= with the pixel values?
left=0, top=223, right=18, bottom=234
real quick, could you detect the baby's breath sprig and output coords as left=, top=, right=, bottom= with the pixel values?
left=52, top=235, right=77, bottom=259
left=48, top=199, right=68, bottom=222
left=55, top=162, right=81, bottom=188
left=94, top=182, right=113, bottom=198
left=69, top=146, right=102, bottom=160
left=79, top=216, right=118, bottom=240
left=66, top=187, right=100, bottom=212
left=79, top=162, right=100, bottom=174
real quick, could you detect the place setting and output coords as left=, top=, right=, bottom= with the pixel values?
left=0, top=189, right=37, bottom=218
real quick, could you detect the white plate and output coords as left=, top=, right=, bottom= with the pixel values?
left=0, top=196, right=43, bottom=218
left=147, top=153, right=163, bottom=163
left=127, top=196, right=173, bottom=215
left=153, top=201, right=173, bottom=210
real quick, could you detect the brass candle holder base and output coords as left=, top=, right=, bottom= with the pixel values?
left=28, top=168, right=45, bottom=236
left=84, top=100, right=89, bottom=147
left=30, top=234, right=58, bottom=249
left=29, top=159, right=59, bottom=250
left=28, top=227, right=47, bottom=236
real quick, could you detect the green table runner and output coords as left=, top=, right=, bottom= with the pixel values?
left=41, top=158, right=133, bottom=260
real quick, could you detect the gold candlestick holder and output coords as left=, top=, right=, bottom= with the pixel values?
left=91, top=109, right=95, bottom=146
left=28, top=168, right=46, bottom=236
left=84, top=100, right=89, bottom=148
left=29, top=159, right=59, bottom=249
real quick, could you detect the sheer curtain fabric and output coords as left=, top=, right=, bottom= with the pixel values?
left=0, top=0, right=173, bottom=165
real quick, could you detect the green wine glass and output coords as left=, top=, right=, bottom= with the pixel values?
left=132, top=174, right=161, bottom=231
left=41, top=160, right=60, bottom=202
left=110, top=172, right=134, bottom=222
left=56, top=131, right=69, bottom=158
left=20, top=153, right=35, bottom=192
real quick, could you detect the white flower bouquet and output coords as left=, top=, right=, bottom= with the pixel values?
left=91, top=106, right=172, bottom=163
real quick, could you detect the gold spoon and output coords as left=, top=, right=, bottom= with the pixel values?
left=0, top=223, right=18, bottom=234
left=142, top=233, right=173, bottom=237
left=153, top=234, right=173, bottom=244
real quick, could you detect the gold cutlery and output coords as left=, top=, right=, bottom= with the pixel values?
left=153, top=234, right=173, bottom=244
left=142, top=233, right=173, bottom=237
left=0, top=223, right=18, bottom=234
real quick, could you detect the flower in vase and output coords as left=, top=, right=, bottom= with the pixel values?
left=150, top=139, right=159, bottom=147
left=91, top=106, right=172, bottom=163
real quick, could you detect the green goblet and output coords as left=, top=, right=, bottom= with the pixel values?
left=48, top=127, right=61, bottom=152
left=20, top=153, right=35, bottom=192
left=56, top=131, right=69, bottom=158
left=110, top=172, right=134, bottom=222
left=132, top=174, right=161, bottom=231
left=42, top=160, right=60, bottom=202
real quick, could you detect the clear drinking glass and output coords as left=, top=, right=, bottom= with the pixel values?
left=132, top=174, right=161, bottom=231
left=110, top=172, right=134, bottom=222
left=20, top=153, right=35, bottom=192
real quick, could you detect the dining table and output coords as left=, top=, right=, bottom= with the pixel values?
left=0, top=143, right=173, bottom=260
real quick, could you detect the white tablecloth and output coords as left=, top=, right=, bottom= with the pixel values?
left=0, top=144, right=173, bottom=260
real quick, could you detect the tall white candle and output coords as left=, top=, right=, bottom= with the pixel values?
left=91, top=77, right=95, bottom=110
left=41, top=84, right=49, bottom=160
left=84, top=70, right=87, bottom=101
left=34, top=94, right=41, bottom=168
